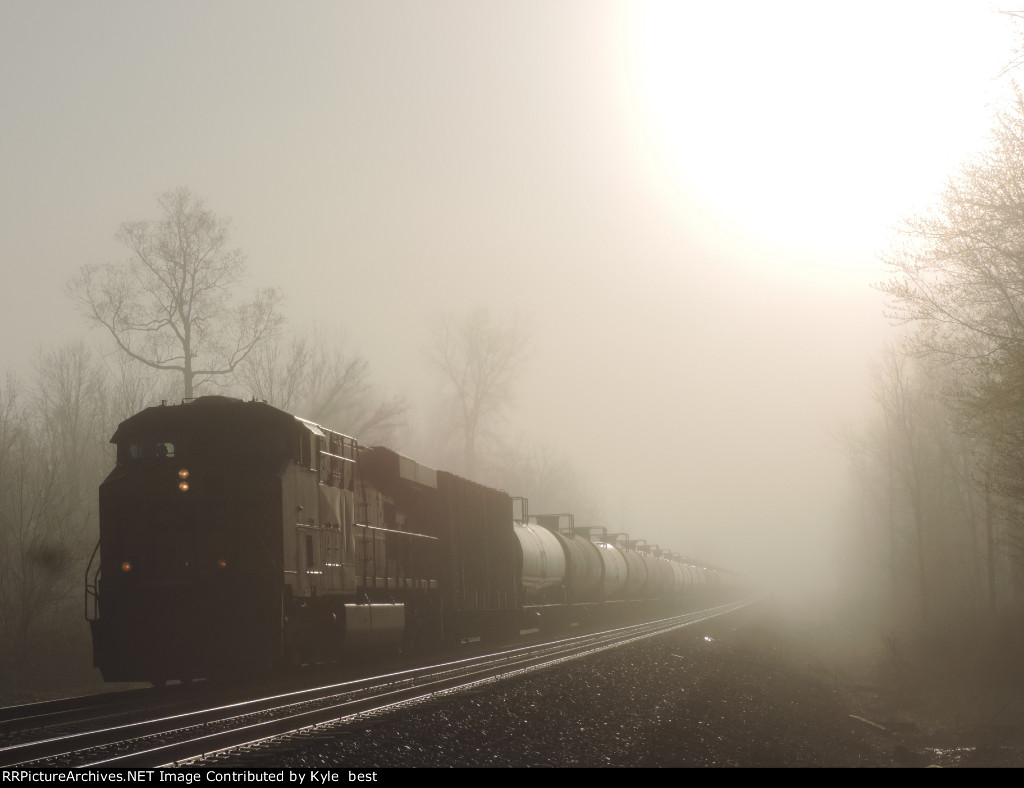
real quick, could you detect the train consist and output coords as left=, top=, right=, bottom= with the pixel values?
left=86, top=396, right=736, bottom=684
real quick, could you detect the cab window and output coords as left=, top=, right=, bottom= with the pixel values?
left=121, top=439, right=176, bottom=461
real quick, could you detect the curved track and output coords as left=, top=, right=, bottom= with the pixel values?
left=0, top=599, right=753, bottom=768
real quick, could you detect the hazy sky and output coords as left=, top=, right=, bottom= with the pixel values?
left=1, top=1, right=1018, bottom=591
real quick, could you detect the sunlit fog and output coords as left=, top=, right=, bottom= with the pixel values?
left=2, top=0, right=1023, bottom=678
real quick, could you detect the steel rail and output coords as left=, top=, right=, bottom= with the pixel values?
left=3, top=599, right=753, bottom=769
left=0, top=684, right=209, bottom=739
left=183, top=600, right=756, bottom=768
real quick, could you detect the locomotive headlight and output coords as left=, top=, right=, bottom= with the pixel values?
left=216, top=559, right=227, bottom=569
left=120, top=560, right=132, bottom=573
left=178, top=468, right=189, bottom=479
left=178, top=481, right=190, bottom=492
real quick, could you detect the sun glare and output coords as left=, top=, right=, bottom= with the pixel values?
left=621, top=1, right=1016, bottom=284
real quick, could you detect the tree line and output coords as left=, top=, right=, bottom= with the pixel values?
left=0, top=188, right=596, bottom=699
left=846, top=87, right=1024, bottom=659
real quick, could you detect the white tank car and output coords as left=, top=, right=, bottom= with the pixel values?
left=513, top=521, right=567, bottom=605
left=618, top=542, right=648, bottom=600
left=555, top=532, right=605, bottom=604
left=593, top=541, right=628, bottom=600
left=636, top=544, right=677, bottom=599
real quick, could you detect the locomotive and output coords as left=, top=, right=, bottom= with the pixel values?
left=85, top=396, right=733, bottom=684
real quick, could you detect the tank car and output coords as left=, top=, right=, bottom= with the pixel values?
left=512, top=512, right=609, bottom=630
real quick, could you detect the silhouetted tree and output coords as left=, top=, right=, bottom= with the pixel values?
left=424, top=308, right=530, bottom=478
left=238, top=326, right=408, bottom=446
left=68, top=188, right=283, bottom=398
left=494, top=437, right=604, bottom=526
left=845, top=343, right=1005, bottom=635
left=0, top=344, right=110, bottom=692
left=880, top=88, right=1024, bottom=583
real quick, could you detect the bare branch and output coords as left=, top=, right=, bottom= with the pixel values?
left=67, top=188, right=283, bottom=397
left=237, top=325, right=408, bottom=446
left=423, top=308, right=531, bottom=477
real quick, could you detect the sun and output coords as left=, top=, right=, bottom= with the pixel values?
left=619, top=1, right=1016, bottom=286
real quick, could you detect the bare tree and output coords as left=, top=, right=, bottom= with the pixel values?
left=68, top=188, right=283, bottom=398
left=879, top=88, right=1024, bottom=586
left=424, top=308, right=530, bottom=478
left=495, top=436, right=605, bottom=526
left=879, top=88, right=1024, bottom=372
left=997, top=10, right=1024, bottom=79
left=238, top=326, right=408, bottom=446
left=845, top=342, right=1006, bottom=635
left=871, top=348, right=936, bottom=622
left=104, top=353, right=163, bottom=426
left=0, top=345, right=110, bottom=691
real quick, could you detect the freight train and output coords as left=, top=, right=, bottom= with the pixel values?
left=85, top=396, right=735, bottom=684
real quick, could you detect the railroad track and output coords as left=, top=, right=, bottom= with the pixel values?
left=1, top=599, right=753, bottom=769
left=0, top=682, right=224, bottom=740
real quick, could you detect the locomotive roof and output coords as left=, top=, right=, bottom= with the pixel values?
left=110, top=396, right=297, bottom=443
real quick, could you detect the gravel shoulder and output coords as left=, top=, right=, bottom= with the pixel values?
left=203, top=600, right=1023, bottom=768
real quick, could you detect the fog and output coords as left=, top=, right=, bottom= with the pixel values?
left=1, top=1, right=1017, bottom=599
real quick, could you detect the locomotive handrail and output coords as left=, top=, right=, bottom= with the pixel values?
left=319, top=450, right=355, bottom=463
left=353, top=522, right=439, bottom=540
left=84, top=538, right=101, bottom=622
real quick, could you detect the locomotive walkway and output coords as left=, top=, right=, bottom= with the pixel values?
left=0, top=599, right=753, bottom=768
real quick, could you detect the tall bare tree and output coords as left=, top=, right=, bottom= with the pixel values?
left=0, top=344, right=110, bottom=690
left=238, top=326, right=408, bottom=446
left=495, top=437, right=605, bottom=526
left=879, top=87, right=1024, bottom=580
left=845, top=347, right=993, bottom=630
left=871, top=348, right=936, bottom=622
left=68, top=188, right=283, bottom=398
left=424, top=308, right=530, bottom=478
